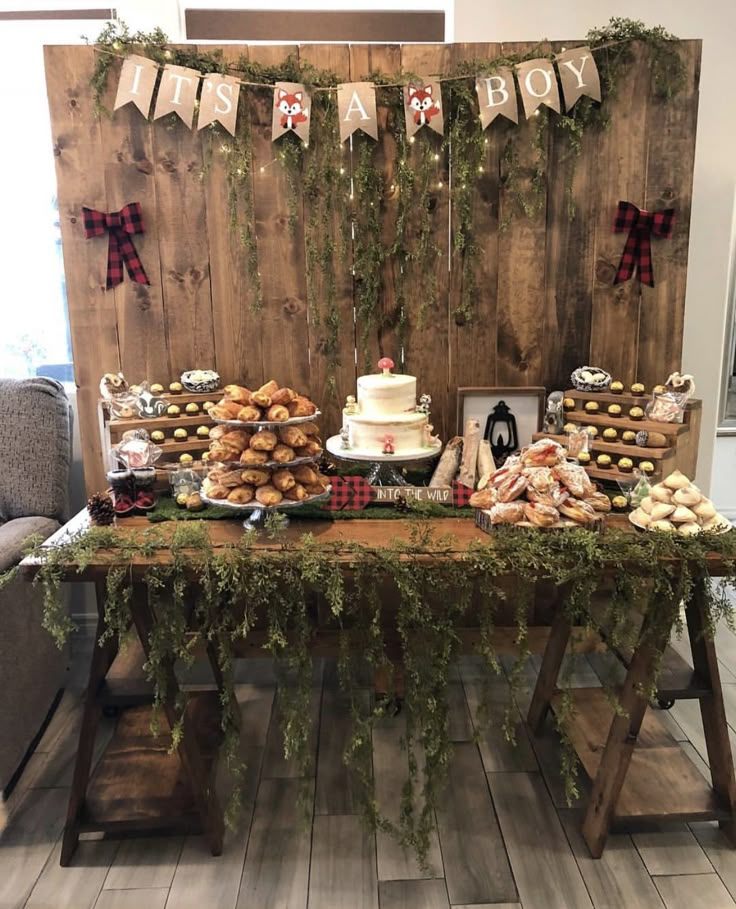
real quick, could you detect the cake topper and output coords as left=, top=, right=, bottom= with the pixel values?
left=382, top=434, right=395, bottom=455
left=417, top=393, right=432, bottom=414
left=344, top=394, right=358, bottom=415
left=378, top=357, right=394, bottom=376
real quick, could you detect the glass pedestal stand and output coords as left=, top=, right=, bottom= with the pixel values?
left=325, top=436, right=443, bottom=486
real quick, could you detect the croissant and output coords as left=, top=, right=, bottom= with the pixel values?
left=227, top=485, right=255, bottom=504
left=558, top=500, right=598, bottom=524
left=304, top=483, right=326, bottom=497
left=299, top=421, right=320, bottom=436
left=272, top=469, right=296, bottom=491
left=209, top=403, right=241, bottom=421
left=258, top=380, right=279, bottom=398
left=250, top=391, right=272, bottom=409
left=256, top=484, right=283, bottom=506
left=284, top=483, right=309, bottom=501
left=251, top=430, right=278, bottom=451
left=237, top=405, right=262, bottom=423
left=220, top=468, right=248, bottom=488
left=523, top=502, right=558, bottom=527
left=271, top=444, right=296, bottom=463
left=583, top=491, right=612, bottom=513
left=208, top=443, right=241, bottom=463
left=240, top=448, right=268, bottom=465
left=271, top=387, right=297, bottom=405
left=220, top=430, right=251, bottom=452
left=223, top=384, right=251, bottom=405
left=203, top=482, right=229, bottom=500
left=469, top=488, right=497, bottom=509
left=295, top=441, right=322, bottom=458
left=241, top=469, right=270, bottom=487
left=208, top=426, right=227, bottom=441
left=293, top=465, right=320, bottom=485
left=280, top=426, right=308, bottom=448
left=266, top=404, right=290, bottom=422
left=287, top=396, right=317, bottom=417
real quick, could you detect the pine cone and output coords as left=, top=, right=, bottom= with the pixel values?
left=394, top=494, right=411, bottom=514
left=87, top=491, right=115, bottom=526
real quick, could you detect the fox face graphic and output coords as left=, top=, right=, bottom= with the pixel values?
left=278, top=89, right=309, bottom=130
left=408, top=85, right=441, bottom=126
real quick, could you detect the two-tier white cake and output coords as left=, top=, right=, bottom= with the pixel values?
left=338, top=358, right=441, bottom=456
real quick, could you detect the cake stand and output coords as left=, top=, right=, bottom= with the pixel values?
left=200, top=488, right=331, bottom=530
left=325, top=436, right=442, bottom=486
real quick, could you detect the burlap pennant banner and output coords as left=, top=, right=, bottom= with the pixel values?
left=556, top=46, right=601, bottom=111
left=198, top=73, right=240, bottom=136
left=475, top=68, right=519, bottom=127
left=516, top=58, right=561, bottom=119
left=404, top=81, right=444, bottom=138
left=272, top=82, right=311, bottom=144
left=153, top=64, right=201, bottom=128
left=113, top=54, right=159, bottom=118
left=337, top=82, right=378, bottom=142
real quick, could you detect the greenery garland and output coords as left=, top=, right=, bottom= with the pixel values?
left=5, top=520, right=736, bottom=862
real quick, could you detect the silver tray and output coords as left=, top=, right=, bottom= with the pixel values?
left=629, top=512, right=732, bottom=535
left=211, top=410, right=322, bottom=429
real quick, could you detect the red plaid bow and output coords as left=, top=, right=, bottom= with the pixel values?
left=83, top=203, right=150, bottom=289
left=613, top=200, right=675, bottom=288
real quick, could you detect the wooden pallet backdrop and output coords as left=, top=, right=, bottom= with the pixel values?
left=43, top=42, right=701, bottom=494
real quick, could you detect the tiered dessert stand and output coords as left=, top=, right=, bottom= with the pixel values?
left=201, top=411, right=330, bottom=528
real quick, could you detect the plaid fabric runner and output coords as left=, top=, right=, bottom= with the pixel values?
left=83, top=202, right=150, bottom=289
left=325, top=476, right=373, bottom=510
left=452, top=480, right=474, bottom=507
left=613, top=200, right=675, bottom=288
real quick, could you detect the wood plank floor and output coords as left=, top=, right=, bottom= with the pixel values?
left=5, top=615, right=736, bottom=908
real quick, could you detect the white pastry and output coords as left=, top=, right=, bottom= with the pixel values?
left=640, top=496, right=654, bottom=514
left=703, top=514, right=732, bottom=532
left=677, top=522, right=701, bottom=536
left=673, top=485, right=701, bottom=507
left=651, top=519, right=675, bottom=532
left=693, top=499, right=716, bottom=520
left=671, top=505, right=697, bottom=523
left=663, top=469, right=691, bottom=491
left=650, top=486, right=673, bottom=504
left=631, top=508, right=651, bottom=527
left=651, top=502, right=675, bottom=521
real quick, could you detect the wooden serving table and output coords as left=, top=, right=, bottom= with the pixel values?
left=18, top=511, right=736, bottom=864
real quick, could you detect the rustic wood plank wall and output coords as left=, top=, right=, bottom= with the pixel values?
left=43, top=42, right=701, bottom=494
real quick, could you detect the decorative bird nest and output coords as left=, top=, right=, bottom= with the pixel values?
left=570, top=366, right=612, bottom=393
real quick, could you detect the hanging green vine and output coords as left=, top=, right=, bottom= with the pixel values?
left=8, top=520, right=736, bottom=865
left=353, top=136, right=385, bottom=372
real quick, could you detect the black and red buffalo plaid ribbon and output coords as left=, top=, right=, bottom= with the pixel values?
left=83, top=203, right=150, bottom=289
left=613, top=200, right=675, bottom=288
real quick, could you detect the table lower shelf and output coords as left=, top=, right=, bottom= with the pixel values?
left=82, top=693, right=222, bottom=833
left=551, top=687, right=730, bottom=825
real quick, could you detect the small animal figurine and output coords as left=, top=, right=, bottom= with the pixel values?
left=544, top=391, right=565, bottom=435
left=417, top=393, right=432, bottom=415
left=137, top=390, right=167, bottom=419
left=277, top=89, right=309, bottom=131
left=407, top=85, right=441, bottom=127
left=340, top=426, right=351, bottom=450
left=423, top=423, right=440, bottom=448
left=382, top=434, right=395, bottom=455
left=344, top=395, right=359, bottom=415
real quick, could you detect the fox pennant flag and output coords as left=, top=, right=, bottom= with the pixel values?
left=198, top=73, right=240, bottom=136
left=337, top=82, right=378, bottom=142
left=556, top=46, right=601, bottom=111
left=153, top=64, right=201, bottom=128
left=272, top=82, right=311, bottom=144
left=114, top=54, right=158, bottom=118
left=475, top=68, right=519, bottom=127
left=404, top=81, right=444, bottom=138
left=515, top=58, right=561, bottom=119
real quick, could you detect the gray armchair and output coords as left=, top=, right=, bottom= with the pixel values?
left=0, top=377, right=71, bottom=789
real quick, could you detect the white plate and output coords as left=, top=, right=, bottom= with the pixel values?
left=212, top=410, right=321, bottom=429
left=628, top=512, right=733, bottom=535
left=200, top=487, right=331, bottom=512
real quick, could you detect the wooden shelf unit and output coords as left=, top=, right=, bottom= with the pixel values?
left=533, top=389, right=701, bottom=485
left=99, top=388, right=224, bottom=479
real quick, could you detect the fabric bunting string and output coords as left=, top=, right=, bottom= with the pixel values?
left=83, top=203, right=150, bottom=289
left=613, top=200, right=675, bottom=288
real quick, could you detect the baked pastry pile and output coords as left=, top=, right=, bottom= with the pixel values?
left=206, top=380, right=317, bottom=423
left=208, top=422, right=322, bottom=465
left=629, top=470, right=731, bottom=535
left=202, top=463, right=331, bottom=507
left=469, top=439, right=610, bottom=527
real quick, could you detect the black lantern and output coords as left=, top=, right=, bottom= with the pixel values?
left=484, top=400, right=519, bottom=464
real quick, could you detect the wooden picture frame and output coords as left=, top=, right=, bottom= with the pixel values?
left=456, top=386, right=546, bottom=448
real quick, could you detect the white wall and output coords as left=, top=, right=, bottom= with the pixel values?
left=455, top=1, right=736, bottom=495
